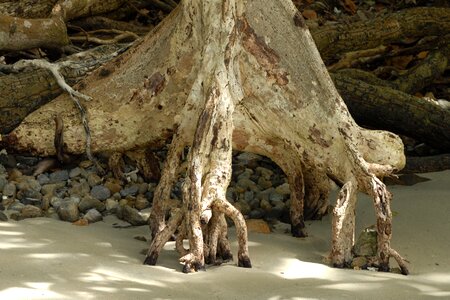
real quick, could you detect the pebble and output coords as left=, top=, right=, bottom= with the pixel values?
left=0, top=211, right=8, bottom=221
left=275, top=183, right=290, bottom=196
left=78, top=195, right=105, bottom=213
left=9, top=201, right=24, bottom=212
left=57, top=200, right=80, bottom=222
left=84, top=208, right=103, bottom=223
left=90, top=185, right=111, bottom=201
left=49, top=170, right=69, bottom=183
left=105, top=199, right=119, bottom=213
left=69, top=180, right=90, bottom=197
left=249, top=208, right=265, bottom=219
left=87, top=173, right=102, bottom=187
left=120, top=185, right=139, bottom=197
left=117, top=205, right=147, bottom=226
left=135, top=194, right=150, bottom=210
left=2, top=182, right=16, bottom=197
left=41, top=182, right=66, bottom=196
left=246, top=219, right=271, bottom=234
left=69, top=167, right=82, bottom=178
left=234, top=200, right=251, bottom=216
left=104, top=179, right=122, bottom=194
left=21, top=205, right=42, bottom=218
left=0, top=164, right=6, bottom=175
left=36, top=174, right=50, bottom=185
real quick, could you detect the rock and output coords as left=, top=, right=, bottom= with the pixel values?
left=79, top=160, right=93, bottom=169
left=2, top=182, right=16, bottom=197
left=9, top=201, right=24, bottom=212
left=275, top=183, right=290, bottom=196
left=246, top=219, right=271, bottom=234
left=104, top=179, right=122, bottom=194
left=351, top=256, right=368, bottom=269
left=84, top=209, right=103, bottom=223
left=120, top=185, right=139, bottom=197
left=135, top=194, right=150, bottom=210
left=9, top=211, right=21, bottom=221
left=41, top=182, right=66, bottom=196
left=16, top=177, right=42, bottom=198
left=234, top=200, right=251, bottom=216
left=138, top=183, right=149, bottom=195
left=90, top=185, right=111, bottom=201
left=248, top=198, right=260, bottom=210
left=257, top=177, right=272, bottom=189
left=105, top=199, right=119, bottom=213
left=353, top=225, right=377, bottom=257
left=69, top=180, right=91, bottom=197
left=0, top=211, right=8, bottom=221
left=20, top=195, right=42, bottom=206
left=249, top=208, right=265, bottom=219
left=16, top=155, right=39, bottom=166
left=112, top=192, right=122, bottom=200
left=50, top=196, right=63, bottom=209
left=244, top=190, right=254, bottom=203
left=49, top=170, right=69, bottom=183
left=236, top=168, right=254, bottom=181
left=260, top=199, right=272, bottom=212
left=0, top=176, right=8, bottom=191
left=0, top=164, right=6, bottom=175
left=57, top=200, right=80, bottom=222
left=237, top=178, right=258, bottom=191
left=264, top=205, right=283, bottom=220
left=8, top=168, right=22, bottom=181
left=21, top=205, right=42, bottom=218
left=256, top=166, right=273, bottom=179
left=78, top=195, right=105, bottom=213
left=226, top=187, right=236, bottom=202
left=269, top=191, right=284, bottom=204
left=236, top=152, right=262, bottom=167
left=69, top=167, right=82, bottom=178
left=117, top=205, right=147, bottom=226
left=36, top=174, right=50, bottom=185
left=87, top=173, right=102, bottom=187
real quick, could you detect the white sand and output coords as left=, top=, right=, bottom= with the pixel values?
left=0, top=171, right=449, bottom=299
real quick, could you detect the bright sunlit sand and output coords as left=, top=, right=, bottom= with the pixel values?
left=0, top=171, right=449, bottom=299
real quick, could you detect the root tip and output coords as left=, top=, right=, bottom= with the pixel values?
left=238, top=256, right=252, bottom=268
left=143, top=253, right=158, bottom=265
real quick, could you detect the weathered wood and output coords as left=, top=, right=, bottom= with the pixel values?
left=311, top=7, right=450, bottom=62
left=0, top=43, right=130, bottom=134
left=332, top=73, right=450, bottom=151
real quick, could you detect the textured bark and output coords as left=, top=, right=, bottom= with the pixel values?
left=0, top=43, right=130, bottom=134
left=311, top=7, right=450, bottom=62
left=4, top=0, right=407, bottom=273
left=333, top=73, right=450, bottom=151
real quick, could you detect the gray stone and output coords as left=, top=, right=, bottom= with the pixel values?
left=2, top=183, right=16, bottom=197
left=36, top=174, right=50, bottom=185
left=236, top=152, right=262, bottom=163
left=16, top=156, right=39, bottom=166
left=353, top=226, right=377, bottom=257
left=244, top=190, right=254, bottom=203
left=84, top=208, right=103, bottom=223
left=258, top=187, right=274, bottom=202
left=269, top=191, right=284, bottom=204
left=117, top=205, right=147, bottom=226
left=0, top=176, right=8, bottom=191
left=21, top=205, right=43, bottom=218
left=69, top=167, right=83, bottom=178
left=69, top=180, right=90, bottom=197
left=260, top=199, right=272, bottom=212
left=57, top=200, right=80, bottom=222
left=275, top=183, right=290, bottom=196
left=236, top=168, right=254, bottom=181
left=87, top=173, right=102, bottom=187
left=264, top=205, right=283, bottom=220
left=49, top=170, right=69, bottom=183
left=226, top=187, right=236, bottom=202
left=78, top=195, right=105, bottom=213
left=248, top=198, right=260, bottom=210
left=0, top=154, right=16, bottom=168
left=105, top=199, right=119, bottom=213
left=90, top=185, right=111, bottom=201
left=249, top=208, right=265, bottom=219
left=120, top=185, right=139, bottom=197
left=112, top=192, right=122, bottom=200
left=9, top=201, right=24, bottom=211
left=50, top=196, right=63, bottom=209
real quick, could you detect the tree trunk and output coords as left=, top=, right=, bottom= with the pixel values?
left=3, top=0, right=408, bottom=274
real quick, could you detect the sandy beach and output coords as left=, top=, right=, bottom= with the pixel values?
left=1, top=170, right=449, bottom=299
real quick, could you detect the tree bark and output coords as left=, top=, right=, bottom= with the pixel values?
left=3, top=0, right=408, bottom=273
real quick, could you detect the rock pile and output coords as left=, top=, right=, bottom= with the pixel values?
left=0, top=151, right=293, bottom=229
